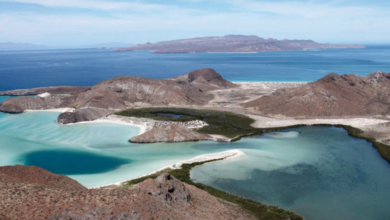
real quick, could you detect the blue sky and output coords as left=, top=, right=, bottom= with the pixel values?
left=0, top=0, right=389, bottom=46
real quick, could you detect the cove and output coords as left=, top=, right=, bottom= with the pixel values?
left=190, top=127, right=390, bottom=220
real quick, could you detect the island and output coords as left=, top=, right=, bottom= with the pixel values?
left=116, top=35, right=365, bottom=53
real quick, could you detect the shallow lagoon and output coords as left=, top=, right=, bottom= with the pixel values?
left=191, top=127, right=390, bottom=220
left=1, top=95, right=390, bottom=219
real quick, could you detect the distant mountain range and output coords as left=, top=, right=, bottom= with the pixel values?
left=117, top=35, right=365, bottom=53
left=0, top=42, right=47, bottom=51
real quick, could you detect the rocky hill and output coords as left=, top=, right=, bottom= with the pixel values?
left=130, top=124, right=211, bottom=143
left=0, top=68, right=234, bottom=123
left=117, top=35, right=364, bottom=53
left=243, top=71, right=390, bottom=117
left=0, top=165, right=256, bottom=220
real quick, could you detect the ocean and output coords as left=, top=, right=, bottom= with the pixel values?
left=0, top=45, right=389, bottom=91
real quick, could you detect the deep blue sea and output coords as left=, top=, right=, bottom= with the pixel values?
left=0, top=45, right=389, bottom=91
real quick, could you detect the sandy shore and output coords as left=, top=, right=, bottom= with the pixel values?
left=25, top=108, right=75, bottom=113
left=94, top=149, right=244, bottom=189
left=78, top=115, right=150, bottom=135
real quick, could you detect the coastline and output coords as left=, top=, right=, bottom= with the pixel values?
left=94, top=149, right=244, bottom=189
left=66, top=115, right=150, bottom=135
left=25, top=108, right=75, bottom=113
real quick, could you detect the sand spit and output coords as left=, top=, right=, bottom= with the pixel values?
left=95, top=149, right=244, bottom=189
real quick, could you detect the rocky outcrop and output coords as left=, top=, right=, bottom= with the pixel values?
left=0, top=86, right=90, bottom=96
left=57, top=108, right=114, bottom=124
left=117, top=35, right=364, bottom=53
left=130, top=124, right=211, bottom=143
left=0, top=166, right=256, bottom=220
left=243, top=71, right=390, bottom=117
left=172, top=68, right=238, bottom=90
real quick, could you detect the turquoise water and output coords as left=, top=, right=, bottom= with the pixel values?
left=2, top=95, right=390, bottom=219
left=0, top=46, right=389, bottom=91
left=0, top=96, right=228, bottom=187
left=191, top=127, right=390, bottom=220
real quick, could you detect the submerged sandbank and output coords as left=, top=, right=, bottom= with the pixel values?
left=94, top=149, right=244, bottom=189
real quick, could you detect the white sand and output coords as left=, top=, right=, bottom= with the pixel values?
left=68, top=116, right=149, bottom=135
left=25, top=108, right=75, bottom=113
left=37, top=92, right=51, bottom=98
left=250, top=114, right=389, bottom=130
left=94, top=149, right=244, bottom=189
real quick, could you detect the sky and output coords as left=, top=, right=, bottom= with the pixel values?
left=0, top=0, right=389, bottom=47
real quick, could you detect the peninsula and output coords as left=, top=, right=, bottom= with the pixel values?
left=116, top=35, right=365, bottom=53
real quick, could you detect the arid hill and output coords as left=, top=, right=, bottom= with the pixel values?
left=130, top=124, right=211, bottom=143
left=0, top=68, right=234, bottom=123
left=117, top=35, right=364, bottom=53
left=0, top=165, right=256, bottom=220
left=243, top=71, right=390, bottom=117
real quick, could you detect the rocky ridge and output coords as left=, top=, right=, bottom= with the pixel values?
left=0, top=165, right=256, bottom=220
left=243, top=71, right=390, bottom=117
left=117, top=35, right=364, bottom=53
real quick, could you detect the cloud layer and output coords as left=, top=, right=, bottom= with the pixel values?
left=0, top=0, right=389, bottom=46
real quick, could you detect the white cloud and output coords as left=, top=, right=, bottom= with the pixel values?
left=0, top=0, right=171, bottom=11
left=0, top=0, right=389, bottom=45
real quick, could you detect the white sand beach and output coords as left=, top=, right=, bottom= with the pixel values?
left=94, top=149, right=244, bottom=189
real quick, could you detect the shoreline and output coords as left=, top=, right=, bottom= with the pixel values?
left=93, top=149, right=244, bottom=189
left=232, top=81, right=308, bottom=84
left=66, top=115, right=150, bottom=135
left=25, top=108, right=75, bottom=113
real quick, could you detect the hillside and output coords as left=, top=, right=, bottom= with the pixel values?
left=0, top=165, right=257, bottom=220
left=0, top=68, right=236, bottom=123
left=243, top=71, right=390, bottom=117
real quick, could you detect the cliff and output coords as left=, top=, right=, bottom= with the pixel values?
left=243, top=71, right=390, bottom=117
left=0, top=165, right=256, bottom=220
left=117, top=35, right=365, bottom=53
